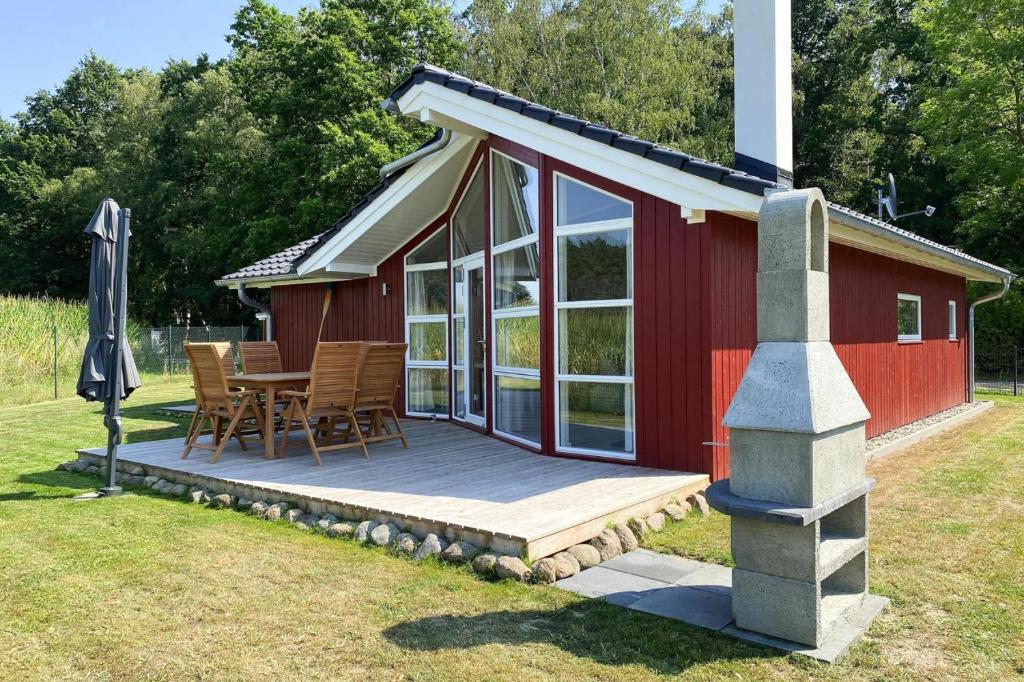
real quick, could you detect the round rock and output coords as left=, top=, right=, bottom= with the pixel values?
left=209, top=493, right=233, bottom=509
left=531, top=558, right=558, bottom=584
left=394, top=533, right=418, bottom=556
left=613, top=522, right=639, bottom=552
left=472, top=553, right=497, bottom=575
left=494, top=556, right=531, bottom=582
left=553, top=552, right=580, bottom=579
left=285, top=508, right=306, bottom=524
left=589, top=528, right=622, bottom=562
left=566, top=544, right=601, bottom=570
left=646, top=512, right=666, bottom=532
left=249, top=501, right=269, bottom=517
left=354, top=520, right=380, bottom=543
left=441, top=541, right=481, bottom=564
left=628, top=517, right=651, bottom=540
left=326, top=522, right=355, bottom=539
left=663, top=503, right=687, bottom=521
left=317, top=513, right=338, bottom=531
left=413, top=533, right=448, bottom=560
left=370, top=522, right=400, bottom=547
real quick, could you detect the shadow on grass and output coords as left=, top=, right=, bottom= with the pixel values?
left=4, top=469, right=101, bottom=501
left=382, top=602, right=773, bottom=674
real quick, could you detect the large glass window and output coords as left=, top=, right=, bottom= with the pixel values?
left=452, top=166, right=486, bottom=260
left=492, top=153, right=539, bottom=245
left=553, top=174, right=634, bottom=459
left=405, top=226, right=449, bottom=416
left=491, top=150, right=541, bottom=446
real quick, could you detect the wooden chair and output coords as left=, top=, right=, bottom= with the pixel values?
left=181, top=343, right=265, bottom=463
left=278, top=342, right=369, bottom=464
left=182, top=341, right=236, bottom=443
left=354, top=342, right=409, bottom=449
left=239, top=341, right=283, bottom=374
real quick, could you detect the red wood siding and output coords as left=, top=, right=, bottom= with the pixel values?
left=705, top=213, right=968, bottom=478
left=633, top=195, right=715, bottom=475
left=270, top=216, right=449, bottom=418
left=830, top=242, right=968, bottom=435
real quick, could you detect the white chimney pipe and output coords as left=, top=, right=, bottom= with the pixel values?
left=733, top=0, right=794, bottom=187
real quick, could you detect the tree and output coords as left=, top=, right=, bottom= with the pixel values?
left=915, top=0, right=1024, bottom=349
left=460, top=0, right=733, bottom=162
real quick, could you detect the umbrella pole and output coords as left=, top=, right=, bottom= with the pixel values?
left=100, top=208, right=131, bottom=497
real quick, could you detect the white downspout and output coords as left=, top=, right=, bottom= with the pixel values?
left=968, top=277, right=1012, bottom=402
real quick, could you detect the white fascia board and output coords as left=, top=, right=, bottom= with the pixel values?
left=326, top=262, right=377, bottom=276
left=828, top=220, right=1002, bottom=283
left=296, top=133, right=477, bottom=276
left=396, top=82, right=764, bottom=215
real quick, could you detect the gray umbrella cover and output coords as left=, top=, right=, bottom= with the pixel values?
left=76, top=199, right=142, bottom=402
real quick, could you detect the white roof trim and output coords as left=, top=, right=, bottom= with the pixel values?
left=396, top=81, right=765, bottom=215
left=297, top=132, right=478, bottom=276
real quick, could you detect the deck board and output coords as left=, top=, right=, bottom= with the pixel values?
left=79, top=419, right=707, bottom=559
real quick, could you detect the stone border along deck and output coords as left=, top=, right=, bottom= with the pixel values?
left=866, top=401, right=993, bottom=462
left=58, top=453, right=711, bottom=585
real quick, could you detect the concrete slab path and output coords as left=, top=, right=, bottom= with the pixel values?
left=556, top=549, right=887, bottom=664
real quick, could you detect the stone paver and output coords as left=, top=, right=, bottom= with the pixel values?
left=556, top=566, right=669, bottom=604
left=673, top=562, right=733, bottom=595
left=600, top=548, right=703, bottom=583
left=626, top=585, right=734, bottom=631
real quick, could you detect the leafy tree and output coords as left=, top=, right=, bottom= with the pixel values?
left=915, top=0, right=1024, bottom=349
left=461, top=0, right=733, bottom=161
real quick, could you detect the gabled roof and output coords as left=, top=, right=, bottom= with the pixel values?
left=220, top=63, right=1012, bottom=286
left=386, top=64, right=778, bottom=197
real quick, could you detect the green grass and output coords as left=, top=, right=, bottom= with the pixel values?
left=1, top=387, right=1023, bottom=679
left=0, top=294, right=191, bottom=406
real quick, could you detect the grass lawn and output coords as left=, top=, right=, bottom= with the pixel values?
left=1, top=385, right=1022, bottom=680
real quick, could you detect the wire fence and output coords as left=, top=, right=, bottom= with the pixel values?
left=13, top=325, right=252, bottom=406
left=133, top=326, right=251, bottom=375
left=975, top=346, right=1021, bottom=396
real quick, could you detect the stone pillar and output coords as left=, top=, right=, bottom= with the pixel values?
left=707, top=188, right=882, bottom=648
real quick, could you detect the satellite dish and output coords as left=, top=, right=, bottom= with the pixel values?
left=882, top=173, right=897, bottom=221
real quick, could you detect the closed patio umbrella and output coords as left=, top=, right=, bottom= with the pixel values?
left=77, top=198, right=141, bottom=496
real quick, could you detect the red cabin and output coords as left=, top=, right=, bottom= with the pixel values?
left=217, top=63, right=1010, bottom=481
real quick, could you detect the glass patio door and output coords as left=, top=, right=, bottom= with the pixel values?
left=453, top=254, right=486, bottom=427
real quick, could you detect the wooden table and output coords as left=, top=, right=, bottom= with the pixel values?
left=229, top=372, right=310, bottom=459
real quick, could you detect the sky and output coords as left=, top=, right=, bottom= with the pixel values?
left=1, top=0, right=729, bottom=121
left=0, top=0, right=311, bottom=119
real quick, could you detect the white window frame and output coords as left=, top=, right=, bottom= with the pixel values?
left=404, top=224, right=449, bottom=418
left=948, top=300, right=957, bottom=341
left=897, top=292, right=922, bottom=343
left=552, top=171, right=635, bottom=460
left=450, top=159, right=488, bottom=426
left=490, top=149, right=541, bottom=446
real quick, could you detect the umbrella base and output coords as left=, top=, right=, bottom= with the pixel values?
left=98, top=486, right=123, bottom=497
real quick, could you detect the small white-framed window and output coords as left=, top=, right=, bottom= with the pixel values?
left=948, top=300, right=957, bottom=340
left=404, top=225, right=449, bottom=417
left=897, top=293, right=922, bottom=343
left=552, top=172, right=635, bottom=460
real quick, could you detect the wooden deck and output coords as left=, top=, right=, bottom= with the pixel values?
left=78, top=419, right=708, bottom=560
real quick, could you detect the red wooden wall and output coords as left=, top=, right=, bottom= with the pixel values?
left=704, top=212, right=968, bottom=478
left=267, top=140, right=968, bottom=480
left=270, top=216, right=448, bottom=417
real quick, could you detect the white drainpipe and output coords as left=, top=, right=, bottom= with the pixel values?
left=968, top=277, right=1012, bottom=402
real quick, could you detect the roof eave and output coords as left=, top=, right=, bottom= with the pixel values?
left=828, top=206, right=1014, bottom=283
